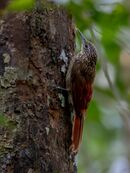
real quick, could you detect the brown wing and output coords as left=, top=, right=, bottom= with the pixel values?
left=70, top=65, right=93, bottom=153
left=71, top=62, right=92, bottom=117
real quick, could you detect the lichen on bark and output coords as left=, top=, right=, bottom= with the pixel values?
left=0, top=6, right=75, bottom=173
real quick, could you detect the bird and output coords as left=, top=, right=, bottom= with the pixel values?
left=66, top=29, right=97, bottom=154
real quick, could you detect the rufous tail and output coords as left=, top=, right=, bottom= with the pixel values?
left=70, top=115, right=84, bottom=154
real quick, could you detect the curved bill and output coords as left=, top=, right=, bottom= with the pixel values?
left=76, top=28, right=88, bottom=47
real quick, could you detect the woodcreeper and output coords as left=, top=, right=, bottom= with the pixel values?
left=66, top=29, right=97, bottom=154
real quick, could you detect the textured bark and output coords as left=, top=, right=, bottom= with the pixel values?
left=0, top=7, right=75, bottom=173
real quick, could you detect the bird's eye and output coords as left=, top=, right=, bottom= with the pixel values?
left=85, top=45, right=88, bottom=48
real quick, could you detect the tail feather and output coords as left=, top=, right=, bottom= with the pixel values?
left=70, top=115, right=84, bottom=153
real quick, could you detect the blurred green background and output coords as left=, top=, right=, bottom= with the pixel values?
left=1, top=0, right=130, bottom=172
left=66, top=1, right=130, bottom=173
left=65, top=1, right=130, bottom=173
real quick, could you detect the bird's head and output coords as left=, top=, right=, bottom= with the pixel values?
left=77, top=28, right=97, bottom=65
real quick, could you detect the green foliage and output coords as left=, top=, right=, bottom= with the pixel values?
left=7, top=0, right=35, bottom=11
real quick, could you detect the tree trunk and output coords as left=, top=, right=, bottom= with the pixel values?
left=0, top=7, right=75, bottom=173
